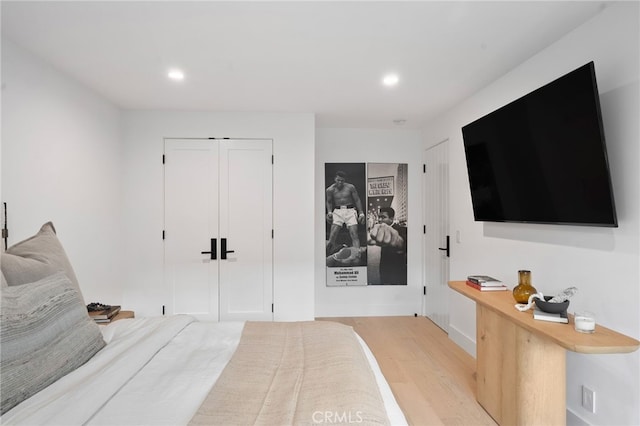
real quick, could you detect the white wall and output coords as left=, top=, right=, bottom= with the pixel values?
left=120, top=111, right=315, bottom=320
left=315, top=128, right=423, bottom=316
left=1, top=39, right=316, bottom=321
left=4, top=4, right=638, bottom=422
left=1, top=38, right=124, bottom=304
left=422, top=3, right=639, bottom=425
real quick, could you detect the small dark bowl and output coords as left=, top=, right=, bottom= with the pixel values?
left=535, top=296, right=569, bottom=314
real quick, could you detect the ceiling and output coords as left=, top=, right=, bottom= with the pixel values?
left=1, top=1, right=610, bottom=129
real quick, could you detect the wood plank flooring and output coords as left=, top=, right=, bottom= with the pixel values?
left=316, top=316, right=497, bottom=426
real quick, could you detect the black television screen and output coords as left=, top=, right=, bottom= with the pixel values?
left=461, top=62, right=617, bottom=227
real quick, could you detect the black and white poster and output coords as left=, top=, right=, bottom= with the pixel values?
left=366, top=163, right=408, bottom=285
left=325, top=163, right=368, bottom=286
left=325, top=162, right=407, bottom=286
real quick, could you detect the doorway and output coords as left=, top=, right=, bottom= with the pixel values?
left=422, top=140, right=450, bottom=331
left=163, top=138, right=273, bottom=321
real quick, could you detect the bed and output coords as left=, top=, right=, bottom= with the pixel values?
left=1, top=222, right=407, bottom=425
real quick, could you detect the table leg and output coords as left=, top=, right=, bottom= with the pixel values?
left=476, top=305, right=566, bottom=425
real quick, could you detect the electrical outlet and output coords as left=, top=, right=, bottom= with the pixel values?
left=582, top=385, right=596, bottom=413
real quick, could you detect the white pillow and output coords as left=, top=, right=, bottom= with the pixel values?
left=1, top=221, right=84, bottom=302
left=0, top=272, right=105, bottom=414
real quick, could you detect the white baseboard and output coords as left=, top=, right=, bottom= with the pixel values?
left=566, top=408, right=590, bottom=426
left=448, top=323, right=476, bottom=358
left=314, top=303, right=419, bottom=318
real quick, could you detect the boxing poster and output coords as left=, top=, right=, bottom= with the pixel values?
left=325, top=162, right=407, bottom=286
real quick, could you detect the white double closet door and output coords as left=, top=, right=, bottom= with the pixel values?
left=164, top=138, right=273, bottom=321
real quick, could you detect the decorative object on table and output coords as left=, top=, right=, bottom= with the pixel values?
left=574, top=311, right=596, bottom=333
left=534, top=295, right=570, bottom=314
left=87, top=302, right=110, bottom=312
left=533, top=308, right=569, bottom=323
left=547, top=286, right=577, bottom=303
left=87, top=303, right=121, bottom=323
left=514, top=292, right=545, bottom=312
left=512, top=270, right=537, bottom=303
left=514, top=286, right=577, bottom=312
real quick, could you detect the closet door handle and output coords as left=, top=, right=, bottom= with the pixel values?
left=201, top=238, right=217, bottom=260
left=438, top=235, right=450, bottom=258
left=221, top=238, right=235, bottom=260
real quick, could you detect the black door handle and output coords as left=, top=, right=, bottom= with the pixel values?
left=201, top=238, right=217, bottom=260
left=438, top=235, right=450, bottom=258
left=221, top=238, right=235, bottom=260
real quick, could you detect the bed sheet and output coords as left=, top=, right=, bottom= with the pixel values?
left=1, top=315, right=196, bottom=425
left=89, top=319, right=244, bottom=425
left=355, top=334, right=407, bottom=425
left=1, top=316, right=407, bottom=425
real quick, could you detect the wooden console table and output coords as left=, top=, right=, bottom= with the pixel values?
left=449, top=281, right=639, bottom=425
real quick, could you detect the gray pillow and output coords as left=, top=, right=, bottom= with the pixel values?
left=0, top=272, right=106, bottom=414
left=1, top=221, right=84, bottom=302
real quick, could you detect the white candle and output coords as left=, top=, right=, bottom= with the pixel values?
left=574, top=312, right=596, bottom=333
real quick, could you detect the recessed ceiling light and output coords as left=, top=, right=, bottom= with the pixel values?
left=168, top=69, right=185, bottom=81
left=382, top=73, right=399, bottom=86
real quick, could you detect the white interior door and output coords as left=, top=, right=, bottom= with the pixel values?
left=218, top=140, right=273, bottom=321
left=423, top=140, right=450, bottom=332
left=164, top=138, right=273, bottom=321
left=164, top=139, right=219, bottom=320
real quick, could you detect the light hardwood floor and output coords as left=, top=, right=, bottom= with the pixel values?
left=317, top=316, right=497, bottom=426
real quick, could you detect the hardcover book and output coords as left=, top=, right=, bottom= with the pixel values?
left=465, top=281, right=508, bottom=292
left=533, top=308, right=568, bottom=324
left=467, top=275, right=503, bottom=286
left=88, top=305, right=121, bottom=320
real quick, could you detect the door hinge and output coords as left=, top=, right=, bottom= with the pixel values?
left=271, top=303, right=274, bottom=313
left=423, top=163, right=426, bottom=173
left=423, top=286, right=426, bottom=295
left=423, top=225, right=426, bottom=234
left=162, top=154, right=165, bottom=164
left=271, top=229, right=274, bottom=239
left=271, top=155, right=274, bottom=164
left=162, top=305, right=165, bottom=315
left=162, top=230, right=165, bottom=240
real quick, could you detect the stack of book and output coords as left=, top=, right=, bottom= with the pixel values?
left=466, top=275, right=509, bottom=292
left=533, top=308, right=569, bottom=323
left=88, top=305, right=121, bottom=323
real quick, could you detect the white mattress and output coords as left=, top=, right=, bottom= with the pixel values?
left=1, top=316, right=407, bottom=425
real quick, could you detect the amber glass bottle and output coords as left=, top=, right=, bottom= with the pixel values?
left=512, top=270, right=537, bottom=303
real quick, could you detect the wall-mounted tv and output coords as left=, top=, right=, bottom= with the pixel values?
left=461, top=61, right=617, bottom=227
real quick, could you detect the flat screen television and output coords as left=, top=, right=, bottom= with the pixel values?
left=461, top=61, right=617, bottom=227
